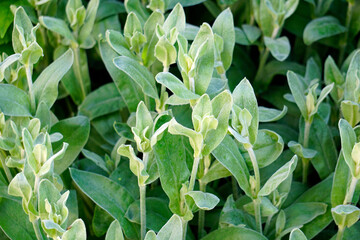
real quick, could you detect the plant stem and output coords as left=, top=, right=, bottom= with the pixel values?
left=253, top=197, right=262, bottom=234
left=302, top=120, right=312, bottom=184
left=336, top=226, right=345, bottom=240
left=247, top=146, right=262, bottom=234
left=25, top=64, right=36, bottom=113
left=338, top=2, right=354, bottom=65
left=181, top=217, right=187, bottom=240
left=198, top=181, right=206, bottom=239
left=32, top=219, right=44, bottom=240
left=343, top=176, right=358, bottom=204
left=264, top=214, right=273, bottom=235
left=140, top=184, right=146, bottom=240
left=0, top=150, right=12, bottom=183
left=189, top=156, right=201, bottom=191
left=71, top=45, right=87, bottom=103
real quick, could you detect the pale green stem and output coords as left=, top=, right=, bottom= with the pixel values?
left=140, top=184, right=146, bottom=240
left=189, top=77, right=195, bottom=93
left=302, top=120, right=312, bottom=184
left=338, top=2, right=354, bottom=64
left=25, top=64, right=35, bottom=113
left=336, top=226, right=345, bottom=240
left=0, top=150, right=12, bottom=183
left=247, top=146, right=262, bottom=234
left=189, top=156, right=201, bottom=192
left=181, top=217, right=187, bottom=240
left=198, top=181, right=206, bottom=239
left=32, top=219, right=44, bottom=240
left=343, top=176, right=358, bottom=205
left=264, top=214, right=273, bottom=235
left=71, top=45, right=87, bottom=103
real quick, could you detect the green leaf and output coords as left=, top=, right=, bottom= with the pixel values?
left=303, top=16, right=346, bottom=45
left=243, top=196, right=278, bottom=217
left=12, top=7, right=33, bottom=54
left=287, top=71, right=307, bottom=119
left=163, top=3, right=185, bottom=33
left=125, top=197, right=172, bottom=232
left=212, top=135, right=251, bottom=197
left=154, top=131, right=190, bottom=216
left=201, top=227, right=267, bottom=240
left=70, top=168, right=139, bottom=239
left=290, top=228, right=307, bottom=240
left=125, top=0, right=149, bottom=24
left=0, top=198, right=36, bottom=240
left=78, top=83, right=125, bottom=120
left=265, top=36, right=291, bottom=62
left=186, top=191, right=220, bottom=210
left=155, top=72, right=200, bottom=100
left=156, top=214, right=183, bottom=240
left=50, top=116, right=90, bottom=174
left=105, top=220, right=124, bottom=240
left=113, top=56, right=158, bottom=99
left=78, top=0, right=100, bottom=44
left=288, top=141, right=317, bottom=158
left=212, top=8, right=235, bottom=70
left=200, top=160, right=231, bottom=185
left=259, top=106, right=288, bottom=122
left=344, top=50, right=360, bottom=103
left=341, top=101, right=360, bottom=128
left=0, top=84, right=31, bottom=116
left=33, top=49, right=74, bottom=109
left=39, top=17, right=75, bottom=41
left=99, top=41, right=144, bottom=112
left=332, top=205, right=360, bottom=228
left=82, top=149, right=109, bottom=174
left=241, top=129, right=284, bottom=168
left=232, top=78, right=259, bottom=145
left=339, top=119, right=356, bottom=177
left=258, top=155, right=297, bottom=196
left=63, top=219, right=87, bottom=240
left=324, top=56, right=344, bottom=102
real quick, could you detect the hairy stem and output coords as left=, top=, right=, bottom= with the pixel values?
left=302, top=120, right=312, bottom=184
left=247, top=146, right=262, bottom=233
left=0, top=150, right=12, bottom=183
left=336, top=225, right=345, bottom=240
left=189, top=156, right=201, bottom=191
left=32, top=219, right=44, bottom=240
left=71, top=45, right=88, bottom=103
left=25, top=64, right=36, bottom=113
left=140, top=184, right=146, bottom=240
left=198, top=181, right=206, bottom=239
left=343, top=176, right=358, bottom=205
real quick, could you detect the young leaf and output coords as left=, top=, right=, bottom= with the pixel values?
left=186, top=191, right=220, bottom=210
left=287, top=71, right=307, bottom=119
left=201, top=226, right=267, bottom=240
left=338, top=119, right=356, bottom=177
left=39, top=17, right=75, bottom=42
left=264, top=36, right=291, bottom=62
left=0, top=84, right=31, bottom=116
left=156, top=214, right=183, bottom=240
left=105, top=220, right=124, bottom=240
left=259, top=106, right=288, bottom=122
left=63, top=219, right=87, bottom=240
left=290, top=228, right=307, bottom=240
left=332, top=205, right=360, bottom=228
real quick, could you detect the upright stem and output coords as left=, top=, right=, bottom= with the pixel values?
left=181, top=217, right=187, bottom=240
left=343, top=176, right=358, bottom=204
left=71, top=45, right=87, bottom=103
left=264, top=214, right=273, bottom=235
left=140, top=184, right=146, bottom=240
left=0, top=150, right=12, bottom=183
left=25, top=64, right=35, bottom=113
left=247, top=146, right=262, bottom=234
left=338, top=2, right=354, bottom=65
left=302, top=120, right=312, bottom=184
left=189, top=156, right=201, bottom=192
left=336, top=226, right=345, bottom=240
left=198, top=181, right=206, bottom=239
left=32, top=219, right=44, bottom=240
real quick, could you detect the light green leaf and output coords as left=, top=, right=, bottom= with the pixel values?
left=156, top=214, right=183, bottom=240
left=290, top=228, right=307, bottom=240
left=105, top=220, right=124, bottom=240
left=201, top=226, right=267, bottom=239
left=156, top=72, right=200, bottom=100
left=332, top=205, right=360, bottom=228
left=259, top=106, right=288, bottom=122
left=265, top=36, right=291, bottom=62
left=163, top=3, right=185, bottom=33
left=339, top=119, right=357, bottom=177
left=39, top=17, right=75, bottom=42
left=344, top=50, right=360, bottom=103
left=288, top=141, right=317, bottom=158
left=0, top=84, right=31, bottom=116
left=78, top=0, right=100, bottom=44
left=186, top=191, right=220, bottom=210
left=287, top=71, right=307, bottom=119
left=258, top=155, right=297, bottom=196
left=33, top=49, right=74, bottom=109
left=303, top=16, right=346, bottom=45
left=63, top=219, right=87, bottom=240
left=113, top=56, right=158, bottom=99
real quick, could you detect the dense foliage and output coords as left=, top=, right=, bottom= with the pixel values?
left=0, top=0, right=360, bottom=239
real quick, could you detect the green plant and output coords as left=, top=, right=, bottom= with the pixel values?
left=1, top=0, right=360, bottom=240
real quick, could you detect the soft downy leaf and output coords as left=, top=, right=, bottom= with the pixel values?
left=288, top=141, right=317, bottom=159
left=185, top=191, right=220, bottom=210
left=344, top=50, right=360, bottom=103
left=338, top=119, right=356, bottom=177
left=0, top=84, right=32, bottom=116
left=70, top=168, right=139, bottom=239
left=156, top=214, right=183, bottom=240
left=303, top=16, right=346, bottom=45
left=259, top=106, right=288, bottom=122
left=201, top=226, right=267, bottom=240
left=62, top=219, right=87, bottom=240
left=258, top=155, right=298, bottom=196
left=105, top=220, right=124, bottom=240
left=264, top=36, right=291, bottom=62
left=332, top=205, right=360, bottom=228
left=290, top=228, right=307, bottom=240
